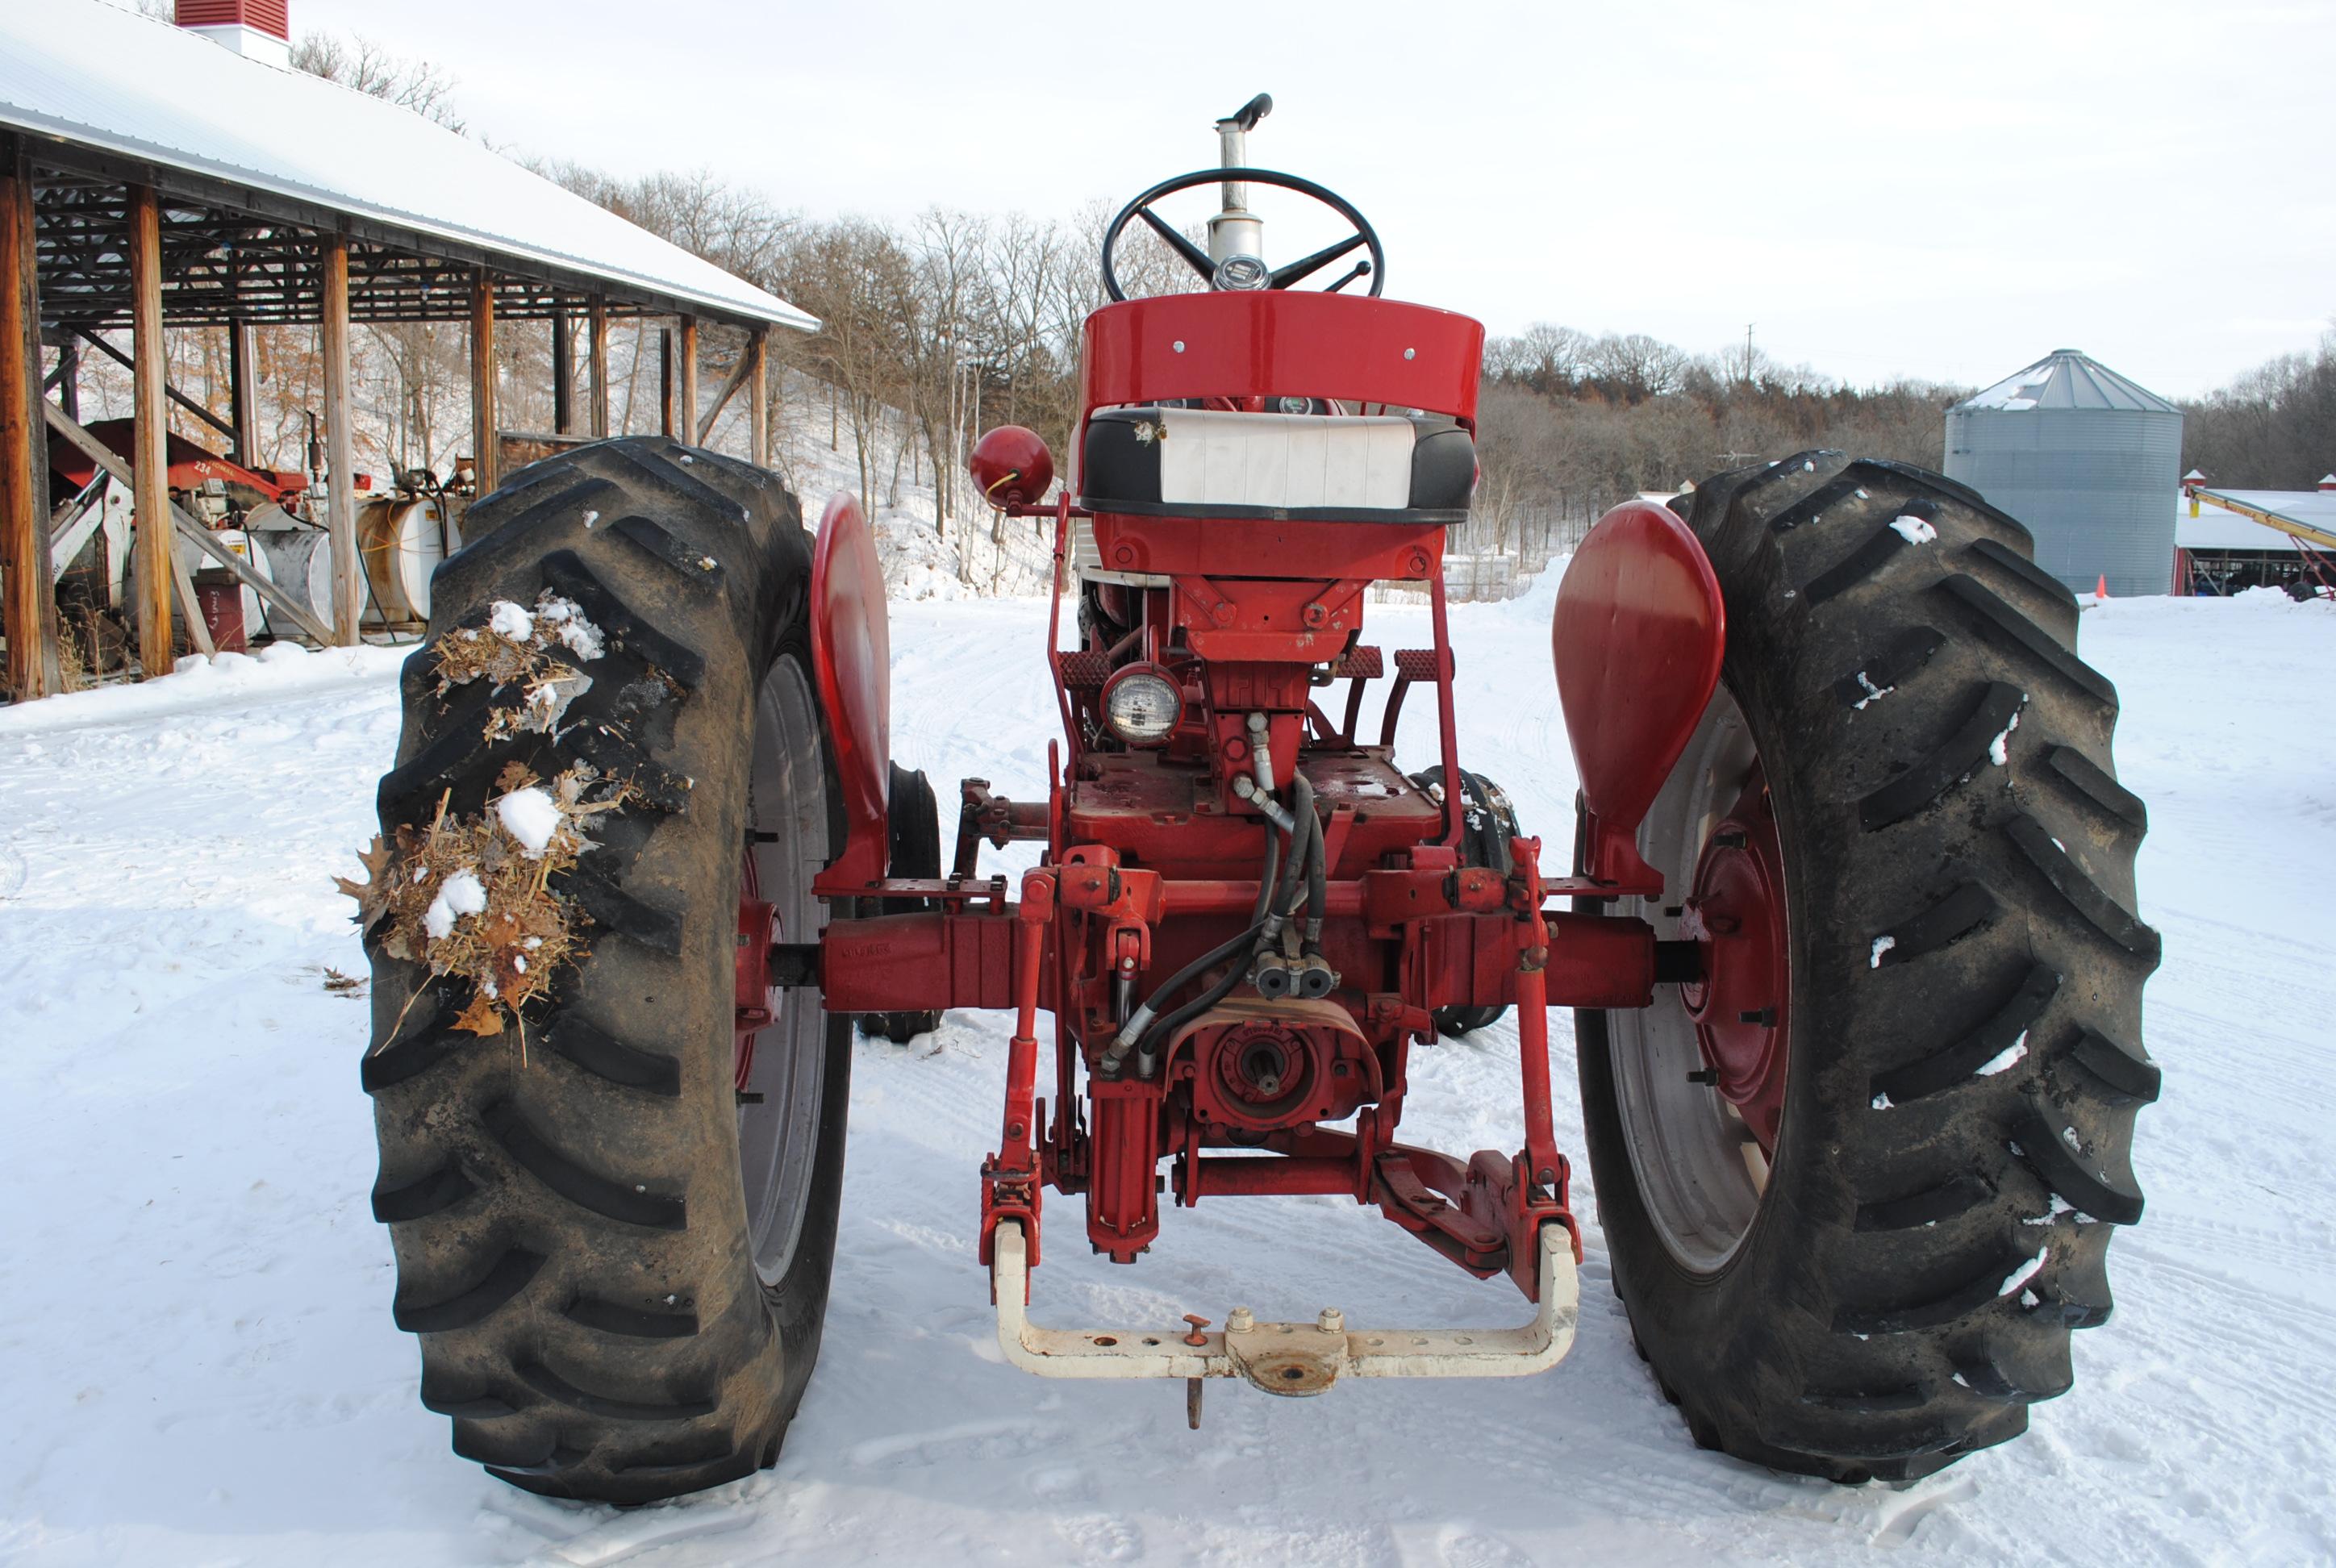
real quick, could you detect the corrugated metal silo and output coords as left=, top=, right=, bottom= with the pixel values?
left=1942, top=349, right=2184, bottom=596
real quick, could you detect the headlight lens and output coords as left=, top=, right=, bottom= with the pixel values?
left=1103, top=665, right=1183, bottom=747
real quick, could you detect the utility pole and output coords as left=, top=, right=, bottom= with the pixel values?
left=1742, top=323, right=1755, bottom=386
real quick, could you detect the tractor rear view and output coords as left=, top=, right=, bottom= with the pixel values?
left=350, top=95, right=2158, bottom=1504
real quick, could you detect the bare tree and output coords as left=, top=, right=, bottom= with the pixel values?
left=290, top=32, right=465, bottom=131
left=1487, top=322, right=1591, bottom=395
left=543, top=165, right=799, bottom=290
left=1583, top=332, right=1691, bottom=402
left=783, top=221, right=917, bottom=506
left=905, top=209, right=990, bottom=532
left=361, top=321, right=465, bottom=474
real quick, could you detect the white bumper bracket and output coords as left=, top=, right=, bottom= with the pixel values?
left=991, top=1220, right=1579, bottom=1397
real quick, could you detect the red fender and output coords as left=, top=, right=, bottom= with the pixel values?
left=1551, top=499, right=1725, bottom=895
left=811, top=491, right=891, bottom=893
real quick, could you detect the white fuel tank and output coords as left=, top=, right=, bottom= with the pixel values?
left=358, top=495, right=460, bottom=624
left=254, top=527, right=336, bottom=628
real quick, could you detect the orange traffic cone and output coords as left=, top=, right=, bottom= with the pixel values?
left=2094, top=573, right=2109, bottom=601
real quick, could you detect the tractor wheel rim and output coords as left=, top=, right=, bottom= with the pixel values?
left=1680, top=761, right=1790, bottom=1152
left=1609, top=680, right=1788, bottom=1274
left=738, top=653, right=830, bottom=1287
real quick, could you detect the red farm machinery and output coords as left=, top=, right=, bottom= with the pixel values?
left=355, top=97, right=2159, bottom=1504
left=46, top=412, right=467, bottom=665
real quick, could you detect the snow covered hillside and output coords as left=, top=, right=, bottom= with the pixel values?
left=757, top=376, right=1057, bottom=603
left=1, top=585, right=2331, bottom=1565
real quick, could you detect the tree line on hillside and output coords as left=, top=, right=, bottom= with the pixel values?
left=547, top=165, right=1985, bottom=562
left=95, top=13, right=2336, bottom=575
left=2179, top=331, right=2336, bottom=490
left=543, top=155, right=2336, bottom=564
left=1470, top=328, right=1967, bottom=559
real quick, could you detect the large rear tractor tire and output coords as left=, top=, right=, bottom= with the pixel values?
left=357, top=437, right=850, bottom=1504
left=1575, top=452, right=2160, bottom=1482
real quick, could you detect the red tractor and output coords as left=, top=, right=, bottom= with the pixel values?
left=355, top=97, right=2157, bottom=1504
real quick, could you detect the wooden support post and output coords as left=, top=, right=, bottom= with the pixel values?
left=748, top=325, right=771, bottom=469
left=470, top=266, right=498, bottom=495
left=658, top=327, right=674, bottom=439
left=551, top=302, right=574, bottom=437
left=677, top=315, right=699, bottom=448
left=587, top=296, right=609, bottom=440
left=128, top=183, right=173, bottom=679
left=321, top=233, right=361, bottom=645
left=228, top=317, right=258, bottom=465
left=1, top=136, right=56, bottom=699
left=54, top=336, right=78, bottom=421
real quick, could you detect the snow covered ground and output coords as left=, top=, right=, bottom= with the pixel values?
left=2, top=583, right=2333, bottom=1566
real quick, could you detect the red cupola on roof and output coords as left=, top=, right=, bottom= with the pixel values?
left=173, top=1, right=290, bottom=66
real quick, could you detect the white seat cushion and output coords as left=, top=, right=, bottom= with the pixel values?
left=1155, top=409, right=1416, bottom=511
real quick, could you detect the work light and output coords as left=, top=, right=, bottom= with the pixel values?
left=1101, top=665, right=1183, bottom=747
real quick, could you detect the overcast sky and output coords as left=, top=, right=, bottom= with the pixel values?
left=292, top=0, right=2332, bottom=398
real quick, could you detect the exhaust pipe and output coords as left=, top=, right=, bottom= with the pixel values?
left=1209, top=94, right=1273, bottom=268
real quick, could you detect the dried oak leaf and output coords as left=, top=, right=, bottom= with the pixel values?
left=333, top=836, right=395, bottom=930
left=452, top=990, right=507, bottom=1036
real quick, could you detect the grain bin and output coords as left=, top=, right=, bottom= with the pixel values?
left=1943, top=349, right=2183, bottom=596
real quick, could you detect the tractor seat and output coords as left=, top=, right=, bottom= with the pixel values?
left=1081, top=407, right=1474, bottom=523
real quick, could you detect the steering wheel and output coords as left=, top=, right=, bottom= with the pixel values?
left=1100, top=167, right=1386, bottom=303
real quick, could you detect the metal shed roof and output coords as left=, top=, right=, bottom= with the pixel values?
left=2175, top=494, right=2310, bottom=553
left=0, top=0, right=816, bottom=331
left=1955, top=348, right=2180, bottom=415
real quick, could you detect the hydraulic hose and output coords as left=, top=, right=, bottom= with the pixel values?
left=1141, top=803, right=1304, bottom=1052
left=1098, top=805, right=1283, bottom=1077
left=1121, top=775, right=1323, bottom=1073
left=1301, top=801, right=1328, bottom=949
left=1104, top=763, right=1330, bottom=1077
left=1246, top=710, right=1274, bottom=794
left=1262, top=774, right=1316, bottom=940
left=1252, top=818, right=1283, bottom=925
left=1136, top=940, right=1253, bottom=1068
left=1123, top=891, right=1270, bottom=1046
left=1233, top=773, right=1295, bottom=833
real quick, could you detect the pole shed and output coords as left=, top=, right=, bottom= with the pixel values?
left=0, top=0, right=816, bottom=700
